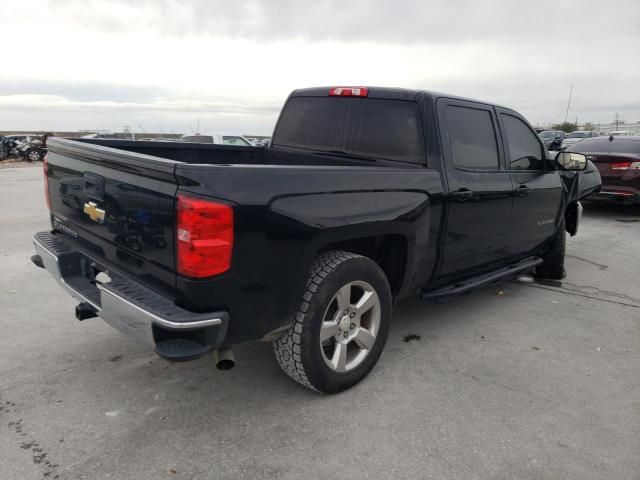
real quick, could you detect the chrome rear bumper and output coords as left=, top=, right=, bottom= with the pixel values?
left=33, top=231, right=228, bottom=351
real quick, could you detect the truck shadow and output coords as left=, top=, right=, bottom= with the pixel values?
left=581, top=201, right=640, bottom=221
left=75, top=282, right=508, bottom=404
left=28, top=281, right=540, bottom=474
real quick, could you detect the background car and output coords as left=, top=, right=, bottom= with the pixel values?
left=538, top=130, right=565, bottom=150
left=179, top=133, right=254, bottom=146
left=1, top=134, right=47, bottom=161
left=609, top=130, right=632, bottom=137
left=566, top=135, right=640, bottom=204
left=561, top=130, right=599, bottom=149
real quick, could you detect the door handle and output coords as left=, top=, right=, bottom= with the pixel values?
left=515, top=185, right=530, bottom=197
left=452, top=189, right=474, bottom=202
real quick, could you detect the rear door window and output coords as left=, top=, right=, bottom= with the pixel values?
left=444, top=105, right=500, bottom=170
left=272, top=97, right=426, bottom=164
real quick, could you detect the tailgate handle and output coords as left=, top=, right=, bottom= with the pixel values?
left=84, top=173, right=105, bottom=201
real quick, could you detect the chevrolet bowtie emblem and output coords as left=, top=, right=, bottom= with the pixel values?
left=83, top=201, right=106, bottom=223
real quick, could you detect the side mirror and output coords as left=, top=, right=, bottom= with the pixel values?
left=555, top=151, right=588, bottom=171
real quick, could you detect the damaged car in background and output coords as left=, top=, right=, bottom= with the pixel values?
left=0, top=133, right=49, bottom=162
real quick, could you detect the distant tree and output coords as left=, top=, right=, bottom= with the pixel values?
left=582, top=122, right=595, bottom=131
left=552, top=122, right=578, bottom=133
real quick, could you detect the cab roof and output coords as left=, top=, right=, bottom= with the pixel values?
left=289, top=86, right=509, bottom=110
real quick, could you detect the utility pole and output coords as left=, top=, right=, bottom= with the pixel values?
left=614, top=112, right=621, bottom=130
left=564, top=84, right=573, bottom=124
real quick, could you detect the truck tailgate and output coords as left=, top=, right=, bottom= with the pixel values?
left=45, top=138, right=179, bottom=296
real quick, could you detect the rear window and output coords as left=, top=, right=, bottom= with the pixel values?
left=567, top=131, right=590, bottom=138
left=181, top=135, right=214, bottom=144
left=271, top=96, right=425, bottom=164
left=568, top=138, right=640, bottom=154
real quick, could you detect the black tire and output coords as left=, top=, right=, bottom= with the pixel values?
left=273, top=250, right=392, bottom=393
left=25, top=148, right=42, bottom=162
left=535, top=220, right=566, bottom=280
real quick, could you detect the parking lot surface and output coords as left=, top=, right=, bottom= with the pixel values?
left=1, top=165, right=639, bottom=480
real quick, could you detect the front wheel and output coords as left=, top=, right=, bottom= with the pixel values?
left=535, top=220, right=566, bottom=280
left=26, top=149, right=42, bottom=162
left=273, top=250, right=392, bottom=393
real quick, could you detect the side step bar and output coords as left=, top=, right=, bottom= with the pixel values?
left=421, top=257, right=543, bottom=300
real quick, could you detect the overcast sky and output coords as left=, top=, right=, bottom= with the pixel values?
left=1, top=0, right=639, bottom=134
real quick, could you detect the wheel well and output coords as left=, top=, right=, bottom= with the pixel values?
left=319, top=235, right=407, bottom=297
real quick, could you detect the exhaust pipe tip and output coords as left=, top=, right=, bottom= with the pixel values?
left=213, top=347, right=235, bottom=370
left=75, top=302, right=98, bottom=321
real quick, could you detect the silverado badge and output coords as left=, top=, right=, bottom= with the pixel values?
left=83, top=201, right=106, bottom=224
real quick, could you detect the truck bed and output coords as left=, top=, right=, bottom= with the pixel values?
left=67, top=138, right=413, bottom=168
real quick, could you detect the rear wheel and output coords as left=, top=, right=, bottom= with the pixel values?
left=273, top=250, right=391, bottom=393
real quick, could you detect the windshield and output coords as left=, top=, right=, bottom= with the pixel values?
left=567, top=132, right=589, bottom=138
left=538, top=131, right=558, bottom=139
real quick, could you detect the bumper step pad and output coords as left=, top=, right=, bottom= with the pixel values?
left=155, top=338, right=211, bottom=362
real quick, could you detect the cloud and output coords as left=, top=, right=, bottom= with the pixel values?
left=51, top=0, right=640, bottom=45
left=0, top=92, right=281, bottom=133
left=0, top=80, right=169, bottom=103
left=0, top=94, right=279, bottom=115
left=1, top=0, right=639, bottom=131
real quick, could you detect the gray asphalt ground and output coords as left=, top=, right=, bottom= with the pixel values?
left=1, top=165, right=639, bottom=480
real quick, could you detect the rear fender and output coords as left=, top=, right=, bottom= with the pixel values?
left=269, top=190, right=431, bottom=310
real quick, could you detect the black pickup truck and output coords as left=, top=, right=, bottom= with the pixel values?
left=32, top=86, right=601, bottom=393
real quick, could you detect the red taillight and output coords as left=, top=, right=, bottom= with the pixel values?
left=610, top=161, right=632, bottom=170
left=604, top=190, right=634, bottom=197
left=329, top=86, right=369, bottom=97
left=176, top=194, right=233, bottom=278
left=43, top=154, right=51, bottom=210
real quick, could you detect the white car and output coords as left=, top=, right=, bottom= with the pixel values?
left=179, top=133, right=254, bottom=146
left=609, top=131, right=632, bottom=137
left=561, top=130, right=598, bottom=149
